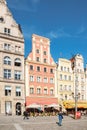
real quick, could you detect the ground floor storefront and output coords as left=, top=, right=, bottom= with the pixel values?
left=63, top=100, right=87, bottom=115
left=25, top=96, right=59, bottom=116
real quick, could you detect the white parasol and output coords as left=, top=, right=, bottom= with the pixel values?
left=26, top=103, right=41, bottom=108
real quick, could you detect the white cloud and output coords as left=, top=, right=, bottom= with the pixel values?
left=47, top=28, right=71, bottom=39
left=46, top=26, right=87, bottom=40
left=76, top=25, right=86, bottom=35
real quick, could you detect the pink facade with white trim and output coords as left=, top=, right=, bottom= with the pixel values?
left=25, top=34, right=58, bottom=109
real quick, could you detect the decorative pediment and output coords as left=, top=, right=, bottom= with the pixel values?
left=0, top=0, right=6, bottom=4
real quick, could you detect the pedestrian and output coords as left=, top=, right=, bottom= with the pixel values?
left=58, top=108, right=63, bottom=126
left=23, top=110, right=29, bottom=119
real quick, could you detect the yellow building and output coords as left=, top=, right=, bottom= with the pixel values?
left=56, top=58, right=74, bottom=108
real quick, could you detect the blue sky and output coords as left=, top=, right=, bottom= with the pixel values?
left=7, top=0, right=87, bottom=67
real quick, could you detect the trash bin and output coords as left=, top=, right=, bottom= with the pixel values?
left=75, top=111, right=81, bottom=119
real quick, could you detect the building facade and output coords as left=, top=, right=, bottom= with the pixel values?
left=0, top=0, right=25, bottom=115
left=25, top=34, right=58, bottom=110
left=56, top=58, right=74, bottom=106
left=57, top=55, right=87, bottom=110
left=70, top=54, right=86, bottom=100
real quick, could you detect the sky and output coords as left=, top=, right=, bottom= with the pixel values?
left=6, top=0, right=87, bottom=67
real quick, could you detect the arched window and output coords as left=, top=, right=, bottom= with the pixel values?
left=14, top=58, right=21, bottom=66
left=4, top=56, right=11, bottom=65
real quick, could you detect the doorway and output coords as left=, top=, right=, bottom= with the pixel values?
left=16, top=102, right=21, bottom=115
left=5, top=101, right=12, bottom=115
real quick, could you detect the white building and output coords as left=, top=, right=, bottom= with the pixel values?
left=0, top=0, right=25, bottom=115
left=70, top=54, right=86, bottom=101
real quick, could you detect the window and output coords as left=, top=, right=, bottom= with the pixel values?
left=44, top=77, right=48, bottom=83
left=30, top=88, right=34, bottom=94
left=44, top=58, right=46, bottom=63
left=15, top=46, right=21, bottom=52
left=30, top=76, right=34, bottom=81
left=16, top=87, right=21, bottom=96
left=5, top=86, right=11, bottom=96
left=50, top=89, right=53, bottom=95
left=37, top=66, right=40, bottom=71
left=50, top=78, right=54, bottom=83
left=4, top=56, right=11, bottom=65
left=14, top=71, right=21, bottom=80
left=37, top=88, right=41, bottom=94
left=64, top=85, right=67, bottom=90
left=44, top=88, right=47, bottom=94
left=37, top=76, right=41, bottom=82
left=4, top=69, right=11, bottom=79
left=65, top=94, right=67, bottom=100
left=77, top=69, right=79, bottom=72
left=36, top=49, right=39, bottom=53
left=5, top=101, right=12, bottom=114
left=4, top=28, right=10, bottom=35
left=30, top=65, right=33, bottom=70
left=44, top=67, right=47, bottom=72
left=61, top=66, right=63, bottom=71
left=60, top=74, right=62, bottom=80
left=50, top=69, right=53, bottom=73
left=69, top=76, right=71, bottom=80
left=75, top=76, right=78, bottom=81
left=14, top=58, right=21, bottom=66
left=69, top=85, right=71, bottom=91
left=36, top=57, right=40, bottom=62
left=64, top=67, right=66, bottom=71
left=43, top=51, right=46, bottom=55
left=4, top=43, right=10, bottom=51
left=60, top=85, right=63, bottom=91
left=64, top=75, right=67, bottom=80
left=0, top=17, right=4, bottom=22
left=67, top=67, right=69, bottom=72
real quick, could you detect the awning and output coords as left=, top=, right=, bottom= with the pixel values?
left=26, top=103, right=42, bottom=108
left=46, top=103, right=59, bottom=108
left=63, top=101, right=87, bottom=109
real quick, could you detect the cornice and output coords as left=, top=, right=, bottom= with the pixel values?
left=0, top=33, right=24, bottom=43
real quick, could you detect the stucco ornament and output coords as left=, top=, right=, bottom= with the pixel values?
left=0, top=0, right=6, bottom=4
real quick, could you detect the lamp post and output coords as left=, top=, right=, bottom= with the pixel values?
left=71, top=73, right=80, bottom=119
left=72, top=91, right=80, bottom=119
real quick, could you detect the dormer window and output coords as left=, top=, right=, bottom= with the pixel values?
left=0, top=17, right=4, bottom=22
left=4, top=43, right=10, bottom=51
left=4, top=28, right=10, bottom=35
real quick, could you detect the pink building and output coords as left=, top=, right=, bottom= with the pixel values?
left=25, top=34, right=58, bottom=110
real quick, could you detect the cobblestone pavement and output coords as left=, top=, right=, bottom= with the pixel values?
left=0, top=115, right=87, bottom=130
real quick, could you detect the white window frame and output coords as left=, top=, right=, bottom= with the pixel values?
left=4, top=69, right=11, bottom=79
left=15, top=71, right=21, bottom=80
left=30, top=76, right=34, bottom=81
left=4, top=56, right=11, bottom=65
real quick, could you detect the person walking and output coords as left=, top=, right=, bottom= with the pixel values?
left=23, top=110, right=29, bottom=119
left=58, top=108, right=63, bottom=126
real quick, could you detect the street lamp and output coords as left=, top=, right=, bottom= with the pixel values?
left=72, top=92, right=80, bottom=119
